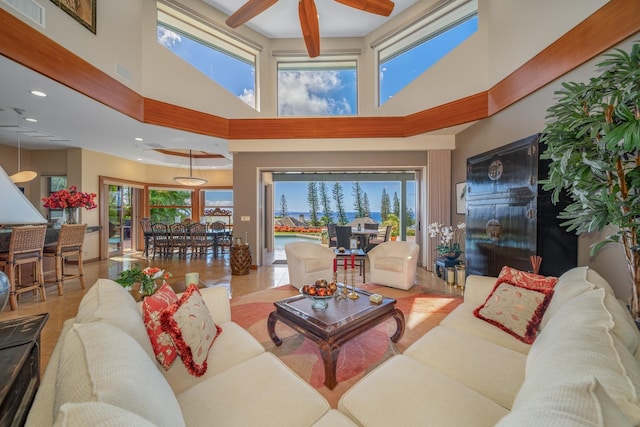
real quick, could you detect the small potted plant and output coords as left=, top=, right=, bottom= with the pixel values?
left=428, top=222, right=466, bottom=260
left=115, top=264, right=171, bottom=299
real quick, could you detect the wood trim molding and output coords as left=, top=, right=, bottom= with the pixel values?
left=1, top=0, right=638, bottom=141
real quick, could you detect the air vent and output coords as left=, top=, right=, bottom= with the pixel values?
left=2, top=0, right=45, bottom=27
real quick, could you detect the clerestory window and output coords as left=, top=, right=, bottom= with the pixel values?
left=156, top=1, right=260, bottom=110
left=277, top=58, right=358, bottom=117
left=374, top=0, right=478, bottom=106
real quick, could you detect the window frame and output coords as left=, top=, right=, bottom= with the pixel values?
left=275, top=54, right=359, bottom=117
left=157, top=0, right=261, bottom=110
left=373, top=0, right=478, bottom=106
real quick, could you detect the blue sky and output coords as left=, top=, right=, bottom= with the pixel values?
left=275, top=181, right=416, bottom=213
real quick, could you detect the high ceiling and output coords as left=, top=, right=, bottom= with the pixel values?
left=0, top=0, right=423, bottom=169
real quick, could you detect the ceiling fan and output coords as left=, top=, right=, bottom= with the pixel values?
left=226, top=0, right=395, bottom=58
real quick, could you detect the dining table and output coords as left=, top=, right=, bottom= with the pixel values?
left=143, top=228, right=230, bottom=258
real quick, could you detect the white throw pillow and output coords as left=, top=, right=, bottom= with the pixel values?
left=75, top=278, right=155, bottom=361
left=55, top=322, right=185, bottom=427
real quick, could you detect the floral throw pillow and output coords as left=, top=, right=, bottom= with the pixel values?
left=497, top=266, right=559, bottom=291
left=142, top=281, right=179, bottom=370
left=474, top=279, right=555, bottom=344
left=160, top=284, right=222, bottom=377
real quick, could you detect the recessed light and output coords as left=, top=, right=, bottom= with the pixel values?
left=29, top=90, right=47, bottom=97
left=137, top=158, right=143, bottom=161
left=25, top=117, right=38, bottom=123
left=135, top=137, right=143, bottom=141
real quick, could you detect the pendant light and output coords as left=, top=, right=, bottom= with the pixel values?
left=173, top=149, right=207, bottom=186
left=9, top=108, right=38, bottom=184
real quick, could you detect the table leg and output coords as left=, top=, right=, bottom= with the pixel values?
left=319, top=344, right=341, bottom=390
left=390, top=308, right=405, bottom=342
left=267, top=311, right=282, bottom=346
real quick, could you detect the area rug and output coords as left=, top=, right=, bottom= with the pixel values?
left=230, top=284, right=462, bottom=407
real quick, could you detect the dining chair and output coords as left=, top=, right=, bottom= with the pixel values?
left=364, top=222, right=379, bottom=240
left=43, top=223, right=87, bottom=296
left=170, top=222, right=190, bottom=257
left=0, top=225, right=47, bottom=310
left=151, top=223, right=172, bottom=258
left=190, top=222, right=212, bottom=256
left=327, top=223, right=337, bottom=248
left=366, top=225, right=392, bottom=251
left=210, top=221, right=231, bottom=256
left=335, top=225, right=354, bottom=249
left=140, top=218, right=153, bottom=256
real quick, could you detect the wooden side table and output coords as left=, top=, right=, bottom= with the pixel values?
left=231, top=244, right=251, bottom=275
left=0, top=313, right=49, bottom=427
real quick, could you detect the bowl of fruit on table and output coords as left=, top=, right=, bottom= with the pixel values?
left=300, top=279, right=339, bottom=310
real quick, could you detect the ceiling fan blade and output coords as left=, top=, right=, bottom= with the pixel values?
left=299, top=0, right=320, bottom=58
left=226, top=0, right=279, bottom=28
left=334, top=0, right=394, bottom=17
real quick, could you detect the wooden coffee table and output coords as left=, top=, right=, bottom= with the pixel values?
left=267, top=287, right=405, bottom=389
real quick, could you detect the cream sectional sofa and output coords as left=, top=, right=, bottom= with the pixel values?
left=25, top=279, right=356, bottom=427
left=338, top=267, right=640, bottom=426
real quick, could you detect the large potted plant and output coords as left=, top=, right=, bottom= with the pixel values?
left=540, top=42, right=640, bottom=318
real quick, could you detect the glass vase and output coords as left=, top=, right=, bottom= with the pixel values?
left=63, top=207, right=79, bottom=224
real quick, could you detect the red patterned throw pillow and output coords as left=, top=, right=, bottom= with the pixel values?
left=142, top=281, right=179, bottom=370
left=473, top=267, right=558, bottom=344
left=160, top=284, right=222, bottom=377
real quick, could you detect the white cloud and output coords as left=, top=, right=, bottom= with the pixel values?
left=278, top=70, right=351, bottom=116
left=238, top=89, right=255, bottom=109
left=157, top=27, right=181, bottom=48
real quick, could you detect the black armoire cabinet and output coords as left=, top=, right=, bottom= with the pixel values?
left=465, top=134, right=577, bottom=277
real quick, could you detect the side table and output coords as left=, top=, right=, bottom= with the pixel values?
left=435, top=258, right=462, bottom=284
left=0, top=313, right=49, bottom=427
left=231, top=244, right=251, bottom=275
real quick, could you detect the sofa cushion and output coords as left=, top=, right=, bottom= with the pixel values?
left=75, top=278, right=155, bottom=362
left=497, top=378, right=633, bottom=427
left=176, top=352, right=330, bottom=426
left=440, top=303, right=532, bottom=354
left=338, top=355, right=509, bottom=427
left=515, top=288, right=640, bottom=424
left=55, top=322, right=185, bottom=427
left=474, top=280, right=554, bottom=344
left=373, top=257, right=404, bottom=272
left=312, top=409, right=359, bottom=426
left=143, top=282, right=179, bottom=370
left=404, top=325, right=526, bottom=409
left=162, top=321, right=265, bottom=395
left=53, top=402, right=158, bottom=427
left=304, top=258, right=331, bottom=273
left=160, top=284, right=222, bottom=377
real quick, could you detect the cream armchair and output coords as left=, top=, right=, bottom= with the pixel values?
left=285, top=242, right=336, bottom=289
left=368, top=241, right=420, bottom=290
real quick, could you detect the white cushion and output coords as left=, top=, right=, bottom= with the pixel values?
left=338, top=355, right=509, bottom=427
left=404, top=325, right=526, bottom=409
left=497, top=378, right=633, bottom=427
left=177, top=353, right=330, bottom=426
left=312, top=409, right=359, bottom=427
left=440, top=303, right=531, bottom=354
left=516, top=288, right=640, bottom=424
left=55, top=322, right=185, bottom=427
left=53, top=402, right=158, bottom=427
left=75, top=278, right=155, bottom=362
left=162, top=321, right=265, bottom=395
left=374, top=257, right=405, bottom=272
left=305, top=258, right=331, bottom=273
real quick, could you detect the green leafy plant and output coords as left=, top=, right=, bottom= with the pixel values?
left=115, top=264, right=171, bottom=296
left=428, top=222, right=466, bottom=256
left=382, top=214, right=400, bottom=237
left=540, top=41, right=640, bottom=317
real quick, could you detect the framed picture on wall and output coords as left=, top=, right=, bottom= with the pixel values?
left=50, top=0, right=96, bottom=34
left=456, top=182, right=466, bottom=214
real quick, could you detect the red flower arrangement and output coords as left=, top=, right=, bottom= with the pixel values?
left=42, top=186, right=97, bottom=210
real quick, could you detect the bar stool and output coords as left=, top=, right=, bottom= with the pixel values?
left=0, top=225, right=47, bottom=311
left=43, top=224, right=87, bottom=295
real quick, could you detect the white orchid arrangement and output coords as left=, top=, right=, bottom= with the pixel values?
left=428, top=222, right=466, bottom=256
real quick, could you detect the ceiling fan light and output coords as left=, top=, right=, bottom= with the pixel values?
left=173, top=176, right=207, bottom=186
left=10, top=170, right=38, bottom=183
